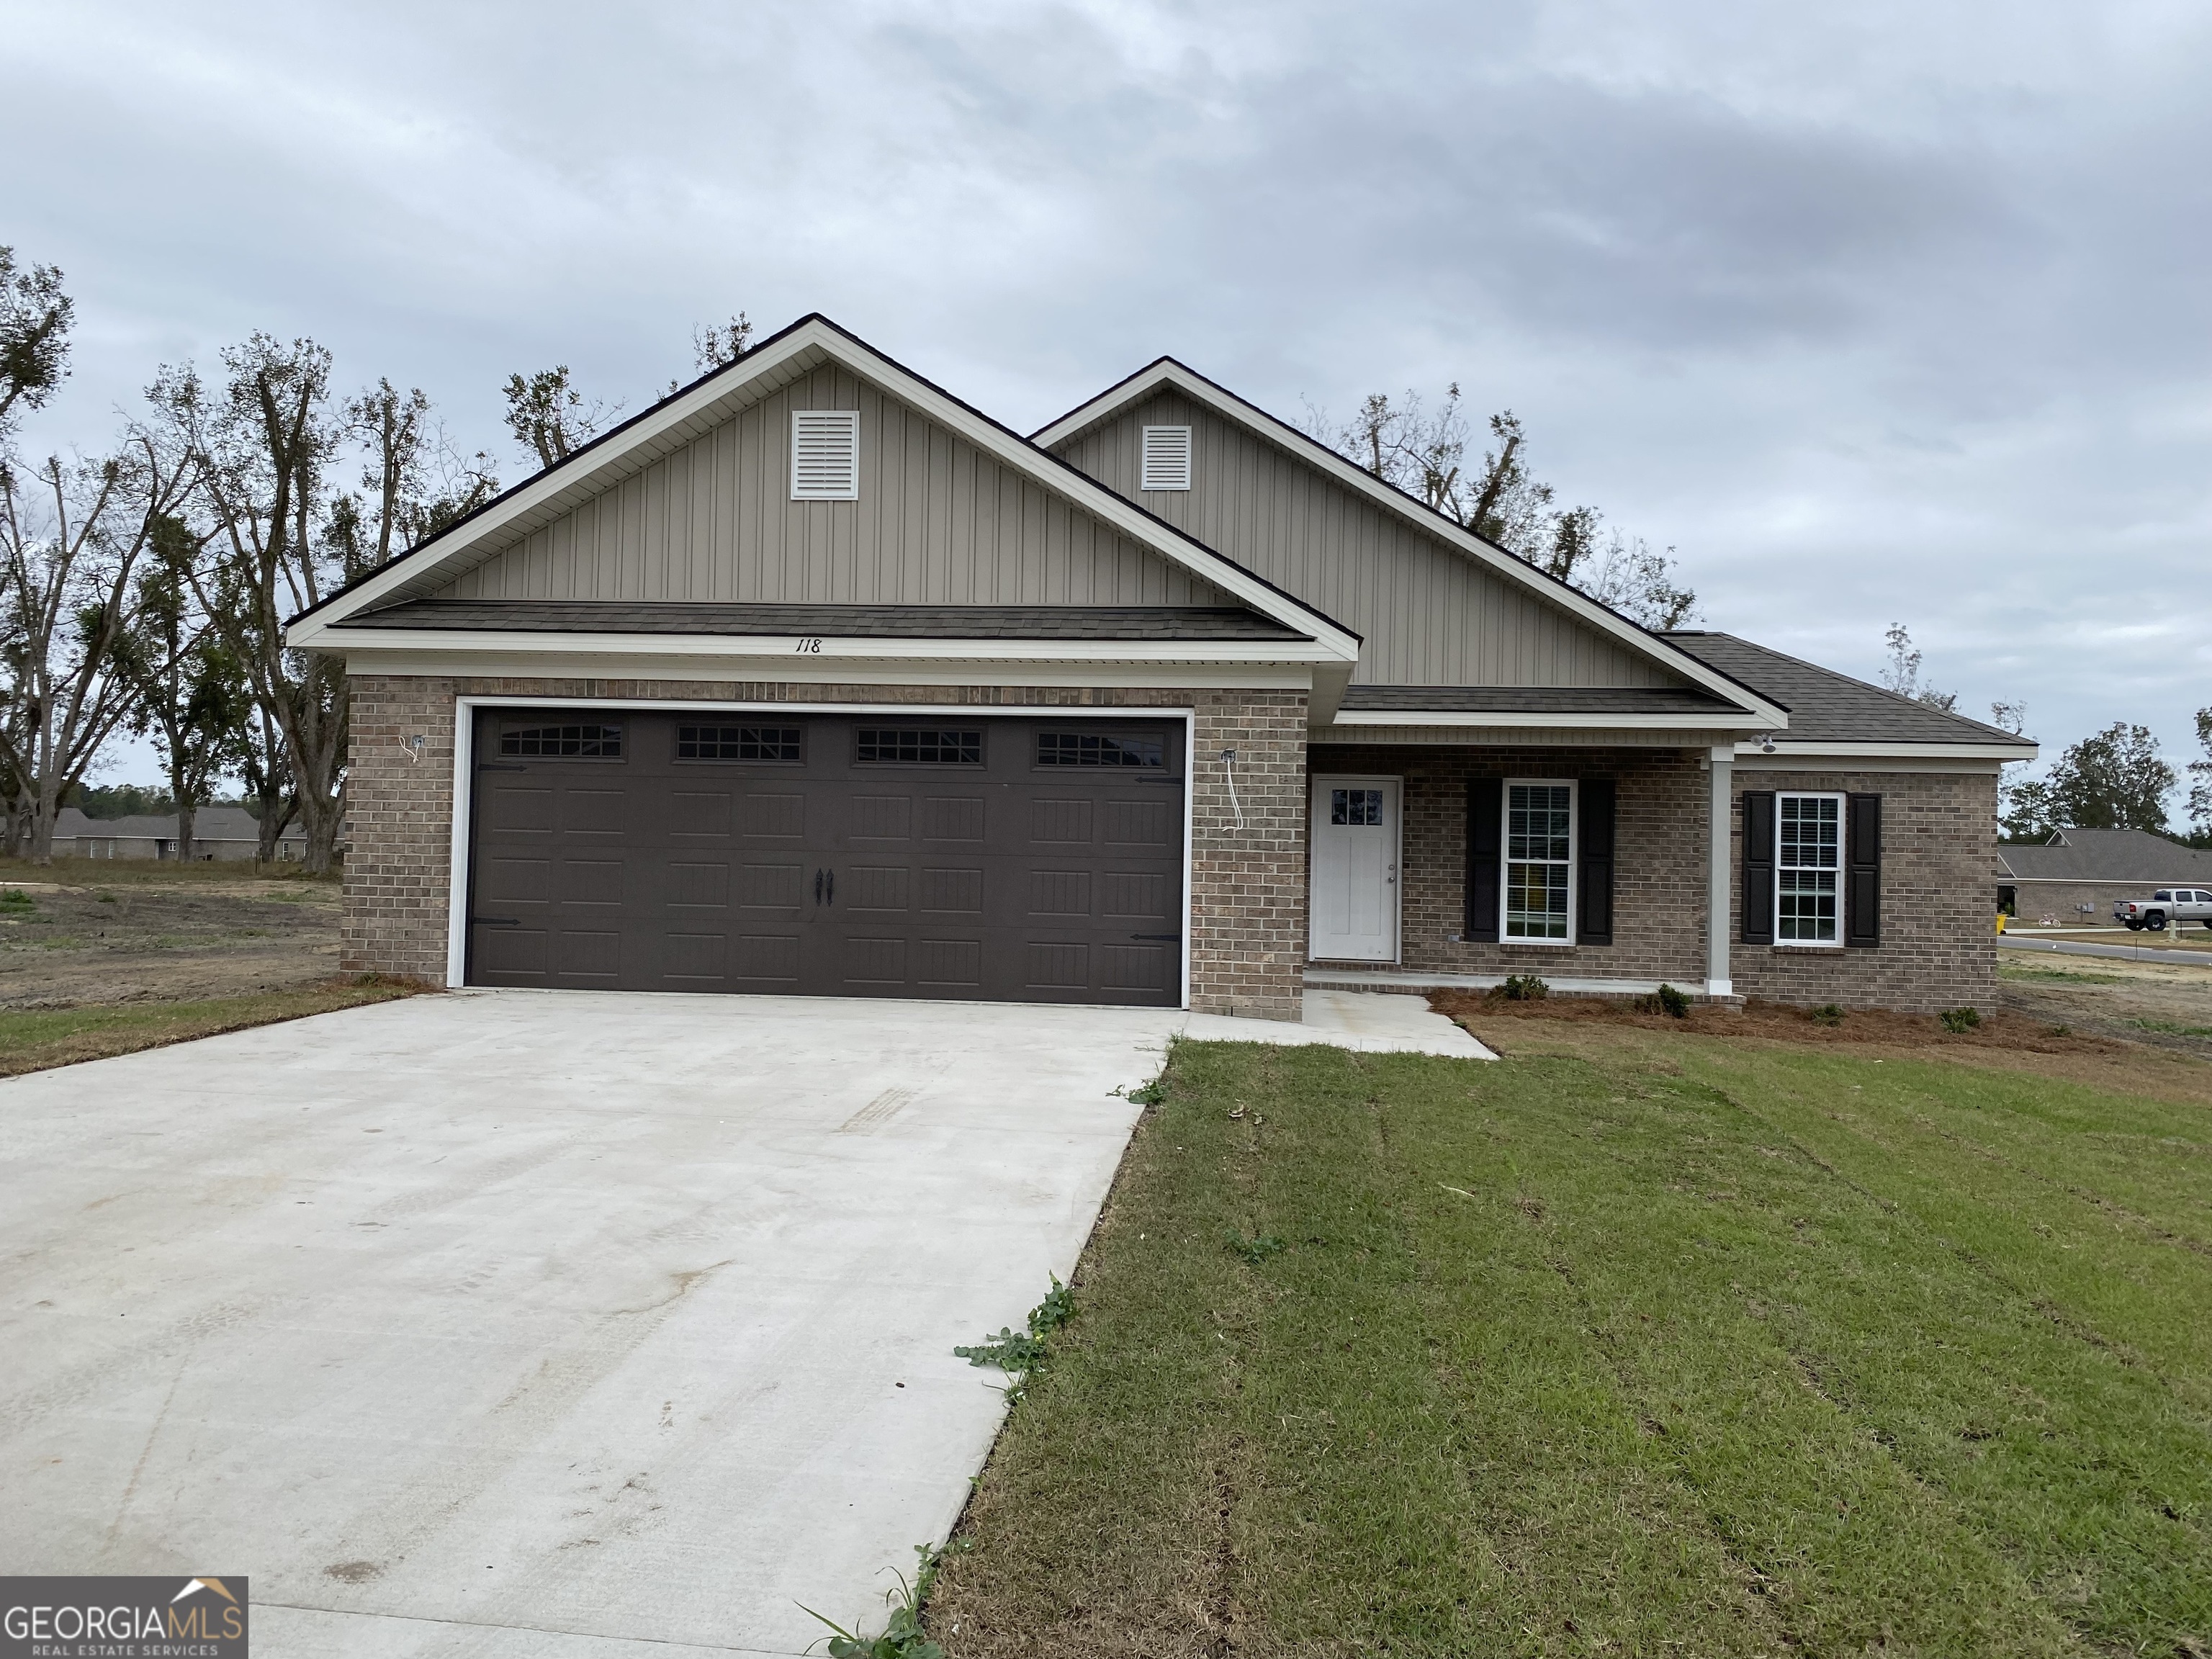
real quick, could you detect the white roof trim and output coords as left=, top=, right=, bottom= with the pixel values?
left=289, top=319, right=1360, bottom=663
left=1033, top=360, right=1786, bottom=728
left=1334, top=709, right=1773, bottom=731
left=305, top=626, right=1347, bottom=665
left=1734, top=739, right=2036, bottom=761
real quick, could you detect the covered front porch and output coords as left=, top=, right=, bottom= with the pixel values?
left=1303, top=729, right=1752, bottom=1001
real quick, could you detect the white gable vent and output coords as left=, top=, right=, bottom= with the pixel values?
left=791, top=410, right=860, bottom=500
left=1140, top=424, right=1192, bottom=492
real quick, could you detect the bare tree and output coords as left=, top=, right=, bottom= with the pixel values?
left=1308, top=390, right=1696, bottom=628
left=2188, top=707, right=2212, bottom=840
left=0, top=433, right=199, bottom=861
left=1881, top=624, right=1958, bottom=710
left=502, top=366, right=616, bottom=470
left=115, top=514, right=246, bottom=862
left=155, top=338, right=350, bottom=872
left=694, top=313, right=752, bottom=372
left=0, top=246, right=73, bottom=441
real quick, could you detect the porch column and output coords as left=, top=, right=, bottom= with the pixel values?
left=1707, top=743, right=1734, bottom=996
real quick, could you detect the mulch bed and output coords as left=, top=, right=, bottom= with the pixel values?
left=1429, top=989, right=2123, bottom=1056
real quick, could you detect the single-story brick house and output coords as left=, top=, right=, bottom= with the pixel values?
left=53, top=804, right=307, bottom=862
left=287, top=315, right=2033, bottom=1018
left=1996, top=827, right=2212, bottom=924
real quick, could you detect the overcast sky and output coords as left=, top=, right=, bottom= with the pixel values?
left=8, top=0, right=2208, bottom=793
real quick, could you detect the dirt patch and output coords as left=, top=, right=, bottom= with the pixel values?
left=1430, top=989, right=2116, bottom=1056
left=1997, top=957, right=2212, bottom=1061
left=0, top=863, right=341, bottom=1009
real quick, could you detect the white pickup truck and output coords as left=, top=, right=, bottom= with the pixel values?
left=2113, top=888, right=2212, bottom=931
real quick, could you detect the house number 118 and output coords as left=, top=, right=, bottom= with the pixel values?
left=793, top=637, right=822, bottom=653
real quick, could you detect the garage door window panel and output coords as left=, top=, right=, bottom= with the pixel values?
left=855, top=729, right=984, bottom=765
left=1037, top=732, right=1165, bottom=768
left=501, top=723, right=623, bottom=758
left=677, top=725, right=802, bottom=763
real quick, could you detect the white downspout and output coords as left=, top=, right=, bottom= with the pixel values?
left=1707, top=743, right=1734, bottom=997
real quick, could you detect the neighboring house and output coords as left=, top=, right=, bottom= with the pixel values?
left=53, top=804, right=307, bottom=862
left=286, top=315, right=2034, bottom=1016
left=1995, top=827, right=2212, bottom=922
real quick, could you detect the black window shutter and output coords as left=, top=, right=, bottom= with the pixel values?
left=1578, top=777, right=1615, bottom=945
left=1467, top=777, right=1501, bottom=943
left=1846, top=793, right=1882, bottom=947
left=1741, top=790, right=1776, bottom=945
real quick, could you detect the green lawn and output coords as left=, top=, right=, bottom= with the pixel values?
left=0, top=979, right=421, bottom=1076
left=930, top=1030, right=2212, bottom=1658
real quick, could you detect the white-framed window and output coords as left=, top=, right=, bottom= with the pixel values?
left=1503, top=779, right=1575, bottom=943
left=791, top=410, right=860, bottom=500
left=1141, top=425, right=1192, bottom=491
left=1777, top=791, right=1844, bottom=945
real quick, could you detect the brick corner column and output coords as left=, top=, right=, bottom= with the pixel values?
left=1187, top=691, right=1308, bottom=1021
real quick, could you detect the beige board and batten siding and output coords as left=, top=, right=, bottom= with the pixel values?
left=445, top=365, right=1236, bottom=611
left=1052, top=390, right=1674, bottom=690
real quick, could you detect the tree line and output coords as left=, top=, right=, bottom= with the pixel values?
left=0, top=242, right=750, bottom=870
left=1877, top=621, right=2212, bottom=845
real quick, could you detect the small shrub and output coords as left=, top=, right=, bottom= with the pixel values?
left=1939, top=1007, right=1983, bottom=1034
left=1811, top=1004, right=1845, bottom=1028
left=0, top=889, right=33, bottom=913
left=1655, top=982, right=1690, bottom=1019
left=1495, top=974, right=1549, bottom=1002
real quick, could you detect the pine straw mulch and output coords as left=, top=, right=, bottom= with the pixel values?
left=1429, top=989, right=2116, bottom=1055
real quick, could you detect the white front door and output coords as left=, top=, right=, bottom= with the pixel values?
left=1309, top=775, right=1401, bottom=961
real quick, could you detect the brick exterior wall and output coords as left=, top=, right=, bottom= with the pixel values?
left=1310, top=745, right=1998, bottom=1014
left=1728, top=768, right=2000, bottom=1013
left=1311, top=744, right=1710, bottom=984
left=2003, top=881, right=2141, bottom=925
left=343, top=675, right=1307, bottom=1020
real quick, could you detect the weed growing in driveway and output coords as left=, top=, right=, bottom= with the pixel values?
left=954, top=1277, right=1075, bottom=1401
left=803, top=1541, right=965, bottom=1659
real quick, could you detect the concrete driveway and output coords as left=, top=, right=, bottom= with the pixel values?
left=1, top=988, right=1480, bottom=1654
left=1, top=992, right=1193, bottom=1655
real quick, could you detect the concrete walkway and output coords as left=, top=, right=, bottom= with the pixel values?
left=0, top=987, right=1484, bottom=1656
left=1999, top=935, right=2212, bottom=968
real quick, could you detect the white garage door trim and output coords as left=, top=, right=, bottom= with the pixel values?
left=446, top=696, right=1197, bottom=1007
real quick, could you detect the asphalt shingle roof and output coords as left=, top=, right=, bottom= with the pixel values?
left=1659, top=631, right=2036, bottom=748
left=1995, top=828, right=2212, bottom=884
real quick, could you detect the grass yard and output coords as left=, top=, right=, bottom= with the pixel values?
left=0, top=978, right=423, bottom=1076
left=930, top=1024, right=2212, bottom=1657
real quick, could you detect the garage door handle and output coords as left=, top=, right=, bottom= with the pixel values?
left=825, top=869, right=835, bottom=905
left=473, top=917, right=521, bottom=927
left=1130, top=932, right=1180, bottom=941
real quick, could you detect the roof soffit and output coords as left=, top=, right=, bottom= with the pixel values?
left=1033, top=359, right=1786, bottom=727
left=289, top=319, right=1360, bottom=660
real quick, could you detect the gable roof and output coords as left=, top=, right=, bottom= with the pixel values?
left=1661, top=633, right=2038, bottom=757
left=55, top=805, right=290, bottom=842
left=287, top=316, right=1359, bottom=664
left=1996, top=827, right=2212, bottom=884
left=1032, top=357, right=1785, bottom=729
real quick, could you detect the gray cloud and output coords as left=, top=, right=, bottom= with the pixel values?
left=6, top=0, right=2209, bottom=788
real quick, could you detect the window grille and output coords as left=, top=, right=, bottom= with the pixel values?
left=1038, top=732, right=1164, bottom=768
left=1140, top=425, right=1192, bottom=491
left=855, top=728, right=984, bottom=765
left=1503, top=781, right=1573, bottom=941
left=677, top=725, right=801, bottom=762
left=1777, top=793, right=1843, bottom=944
left=500, top=723, right=622, bottom=757
left=1330, top=787, right=1384, bottom=825
left=791, top=410, right=860, bottom=500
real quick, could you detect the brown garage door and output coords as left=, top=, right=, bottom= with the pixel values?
left=465, top=709, right=1185, bottom=1005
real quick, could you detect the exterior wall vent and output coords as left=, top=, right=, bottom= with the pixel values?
left=791, top=410, right=861, bottom=500
left=1140, top=425, right=1192, bottom=492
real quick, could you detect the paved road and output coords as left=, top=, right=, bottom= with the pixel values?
left=2000, top=935, right=2212, bottom=968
